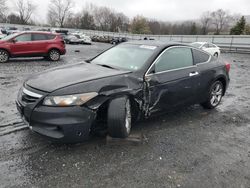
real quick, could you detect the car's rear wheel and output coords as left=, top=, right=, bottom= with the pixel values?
left=108, top=96, right=132, bottom=138
left=201, top=81, right=224, bottom=109
left=48, top=49, right=60, bottom=61
left=0, top=49, right=9, bottom=63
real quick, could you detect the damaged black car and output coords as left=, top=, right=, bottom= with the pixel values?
left=16, top=41, right=230, bottom=143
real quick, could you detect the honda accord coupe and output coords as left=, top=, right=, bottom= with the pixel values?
left=16, top=41, right=230, bottom=143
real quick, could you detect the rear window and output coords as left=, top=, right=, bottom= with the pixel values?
left=47, top=34, right=56, bottom=40
left=32, top=34, right=48, bottom=41
left=192, top=49, right=210, bottom=64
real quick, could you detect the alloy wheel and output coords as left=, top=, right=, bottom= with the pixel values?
left=210, top=83, right=223, bottom=107
left=49, top=50, right=60, bottom=61
left=0, top=50, right=9, bottom=63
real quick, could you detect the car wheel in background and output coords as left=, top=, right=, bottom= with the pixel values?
left=201, top=81, right=224, bottom=109
left=108, top=96, right=132, bottom=138
left=48, top=49, right=60, bottom=61
left=0, top=49, right=9, bottom=63
left=214, top=52, right=218, bottom=57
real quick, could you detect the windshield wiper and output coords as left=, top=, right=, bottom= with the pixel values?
left=97, top=64, right=118, bottom=70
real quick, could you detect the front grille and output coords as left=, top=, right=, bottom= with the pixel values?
left=22, top=93, right=39, bottom=103
left=20, top=87, right=43, bottom=104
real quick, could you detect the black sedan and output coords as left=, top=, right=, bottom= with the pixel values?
left=16, top=42, right=230, bottom=143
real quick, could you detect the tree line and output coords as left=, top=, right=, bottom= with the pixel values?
left=0, top=0, right=249, bottom=35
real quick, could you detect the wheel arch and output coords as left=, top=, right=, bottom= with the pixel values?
left=47, top=47, right=61, bottom=54
left=91, top=93, right=141, bottom=126
left=214, top=75, right=227, bottom=95
left=0, top=48, right=11, bottom=56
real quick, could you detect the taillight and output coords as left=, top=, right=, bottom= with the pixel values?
left=225, top=63, right=230, bottom=72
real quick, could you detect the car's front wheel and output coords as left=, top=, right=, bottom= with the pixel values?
left=0, top=49, right=9, bottom=63
left=108, top=96, right=132, bottom=138
left=48, top=49, right=60, bottom=61
left=201, top=81, right=224, bottom=109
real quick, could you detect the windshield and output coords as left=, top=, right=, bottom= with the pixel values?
left=191, top=43, right=203, bottom=48
left=1, top=33, right=20, bottom=41
left=91, top=44, right=157, bottom=71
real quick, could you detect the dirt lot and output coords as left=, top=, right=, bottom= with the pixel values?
left=0, top=43, right=250, bottom=188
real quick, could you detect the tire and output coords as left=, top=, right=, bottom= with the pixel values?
left=214, top=52, right=218, bottom=57
left=48, top=49, right=60, bottom=61
left=201, top=81, right=224, bottom=109
left=0, top=49, right=9, bottom=63
left=108, top=96, right=132, bottom=138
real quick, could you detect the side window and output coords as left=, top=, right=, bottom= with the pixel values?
left=15, top=34, right=32, bottom=42
left=32, top=34, right=48, bottom=41
left=155, top=47, right=193, bottom=73
left=192, top=49, right=210, bottom=64
left=47, top=34, right=56, bottom=40
left=203, top=43, right=209, bottom=48
left=209, top=43, right=216, bottom=48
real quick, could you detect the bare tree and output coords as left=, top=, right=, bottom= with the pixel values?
left=200, top=11, right=211, bottom=35
left=211, top=9, right=233, bottom=34
left=0, top=0, right=8, bottom=22
left=15, top=0, right=36, bottom=24
left=47, top=0, right=74, bottom=28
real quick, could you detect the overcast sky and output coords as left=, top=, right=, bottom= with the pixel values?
left=8, top=0, right=250, bottom=23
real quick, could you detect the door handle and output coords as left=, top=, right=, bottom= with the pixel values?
left=189, top=72, right=199, bottom=77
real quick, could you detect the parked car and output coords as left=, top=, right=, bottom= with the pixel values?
left=0, top=30, right=7, bottom=40
left=110, top=37, right=127, bottom=45
left=73, top=34, right=92, bottom=45
left=1, top=27, right=7, bottom=35
left=16, top=41, right=230, bottom=143
left=0, top=31, right=66, bottom=63
left=91, top=35, right=112, bottom=43
left=64, top=35, right=81, bottom=44
left=6, top=27, right=20, bottom=35
left=191, top=42, right=221, bottom=57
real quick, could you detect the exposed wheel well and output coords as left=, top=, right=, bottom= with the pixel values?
left=95, top=95, right=140, bottom=126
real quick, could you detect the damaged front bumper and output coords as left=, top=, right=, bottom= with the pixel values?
left=16, top=91, right=97, bottom=143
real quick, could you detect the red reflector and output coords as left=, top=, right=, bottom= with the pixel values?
left=225, top=63, right=230, bottom=72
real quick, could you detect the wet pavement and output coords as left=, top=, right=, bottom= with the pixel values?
left=0, top=43, right=250, bottom=188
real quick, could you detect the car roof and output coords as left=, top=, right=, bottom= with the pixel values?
left=191, top=42, right=207, bottom=44
left=123, top=40, right=189, bottom=49
left=18, top=31, right=57, bottom=35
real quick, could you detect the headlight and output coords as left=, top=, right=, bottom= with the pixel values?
left=43, top=92, right=98, bottom=106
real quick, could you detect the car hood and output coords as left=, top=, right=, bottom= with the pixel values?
left=26, top=62, right=131, bottom=92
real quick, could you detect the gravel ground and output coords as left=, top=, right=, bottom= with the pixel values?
left=0, top=43, right=250, bottom=188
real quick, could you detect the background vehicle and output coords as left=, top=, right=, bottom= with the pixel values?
left=0, top=30, right=7, bottom=40
left=6, top=27, right=20, bottom=35
left=0, top=31, right=66, bottom=63
left=64, top=35, right=81, bottom=44
left=110, top=37, right=127, bottom=45
left=16, top=42, right=230, bottom=143
left=191, top=42, right=221, bottom=57
left=73, top=34, right=92, bottom=45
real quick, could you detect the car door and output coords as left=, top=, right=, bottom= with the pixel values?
left=145, top=46, right=200, bottom=113
left=192, top=48, right=214, bottom=103
left=31, top=33, right=49, bottom=54
left=9, top=33, right=33, bottom=56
